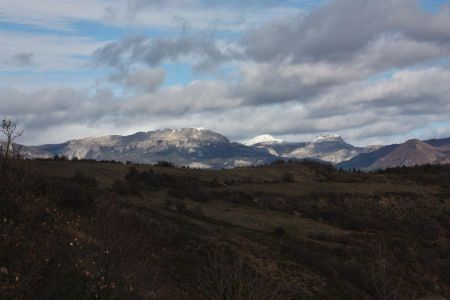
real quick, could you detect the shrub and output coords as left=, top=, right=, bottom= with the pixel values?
left=155, top=161, right=174, bottom=167
left=273, top=226, right=287, bottom=237
left=164, top=198, right=187, bottom=213
left=125, top=166, right=140, bottom=181
left=196, top=245, right=289, bottom=300
left=175, top=200, right=187, bottom=213
left=72, top=170, right=98, bottom=188
left=112, top=179, right=128, bottom=195
left=271, top=159, right=286, bottom=165
left=55, top=180, right=94, bottom=211
left=281, top=172, right=295, bottom=182
left=52, top=154, right=69, bottom=161
left=220, top=190, right=254, bottom=205
left=0, top=196, right=18, bottom=217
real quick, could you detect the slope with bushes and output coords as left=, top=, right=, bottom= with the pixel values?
left=1, top=159, right=449, bottom=299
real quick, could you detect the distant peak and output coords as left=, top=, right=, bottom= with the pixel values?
left=244, top=134, right=283, bottom=146
left=404, top=139, right=422, bottom=144
left=312, top=133, right=343, bottom=143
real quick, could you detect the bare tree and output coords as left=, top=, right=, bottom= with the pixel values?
left=197, top=245, right=290, bottom=300
left=369, top=243, right=412, bottom=300
left=1, top=119, right=24, bottom=176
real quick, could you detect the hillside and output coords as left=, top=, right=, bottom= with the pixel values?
left=338, top=138, right=450, bottom=171
left=1, top=159, right=449, bottom=299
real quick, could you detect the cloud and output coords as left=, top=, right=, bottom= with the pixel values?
left=0, top=87, right=125, bottom=146
left=2, top=0, right=301, bottom=31
left=6, top=53, right=34, bottom=67
left=0, top=30, right=104, bottom=72
left=0, top=0, right=107, bottom=30
left=4, top=0, right=450, bottom=146
left=109, top=69, right=166, bottom=92
left=243, top=0, right=450, bottom=64
left=236, top=61, right=365, bottom=105
left=93, top=0, right=450, bottom=106
left=5, top=63, right=450, bottom=146
left=103, top=0, right=305, bottom=31
left=93, top=34, right=243, bottom=72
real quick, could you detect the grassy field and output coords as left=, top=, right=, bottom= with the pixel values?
left=1, top=159, right=449, bottom=299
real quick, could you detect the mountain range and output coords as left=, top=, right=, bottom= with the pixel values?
left=246, top=133, right=380, bottom=164
left=21, top=128, right=450, bottom=170
left=22, top=129, right=276, bottom=169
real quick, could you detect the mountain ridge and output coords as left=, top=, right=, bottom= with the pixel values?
left=22, top=128, right=275, bottom=169
left=248, top=133, right=379, bottom=164
left=21, top=128, right=450, bottom=170
left=338, top=138, right=450, bottom=170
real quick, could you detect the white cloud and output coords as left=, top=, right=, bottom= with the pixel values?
left=3, top=0, right=450, bottom=146
left=0, top=30, right=106, bottom=71
left=0, top=0, right=107, bottom=30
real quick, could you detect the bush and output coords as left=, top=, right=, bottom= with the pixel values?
left=55, top=180, right=94, bottom=211
left=220, top=190, right=254, bottom=205
left=182, top=187, right=214, bottom=203
left=0, top=196, right=18, bottom=217
left=271, top=159, right=286, bottom=165
left=175, top=200, right=187, bottom=213
left=196, top=245, right=289, bottom=300
left=164, top=198, right=187, bottom=213
left=125, top=166, right=140, bottom=182
left=52, top=154, right=69, bottom=161
left=72, top=170, right=98, bottom=188
left=155, top=161, right=174, bottom=167
left=273, top=226, right=287, bottom=237
left=112, top=179, right=128, bottom=195
left=281, top=172, right=295, bottom=182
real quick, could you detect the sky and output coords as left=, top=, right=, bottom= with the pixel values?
left=1, top=0, right=450, bottom=146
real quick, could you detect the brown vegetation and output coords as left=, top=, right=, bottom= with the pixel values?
left=1, top=132, right=449, bottom=299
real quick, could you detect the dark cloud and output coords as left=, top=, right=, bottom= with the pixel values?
left=93, top=34, right=243, bottom=72
left=7, top=52, right=34, bottom=67
left=243, top=0, right=450, bottom=64
left=235, top=61, right=364, bottom=105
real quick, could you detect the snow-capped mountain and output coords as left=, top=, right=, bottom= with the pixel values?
left=22, top=128, right=277, bottom=169
left=246, top=133, right=379, bottom=164
left=244, top=134, right=283, bottom=146
left=311, top=133, right=343, bottom=143
left=286, top=134, right=362, bottom=164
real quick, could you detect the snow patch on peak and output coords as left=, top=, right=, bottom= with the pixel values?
left=312, top=133, right=342, bottom=143
left=244, top=134, right=283, bottom=146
